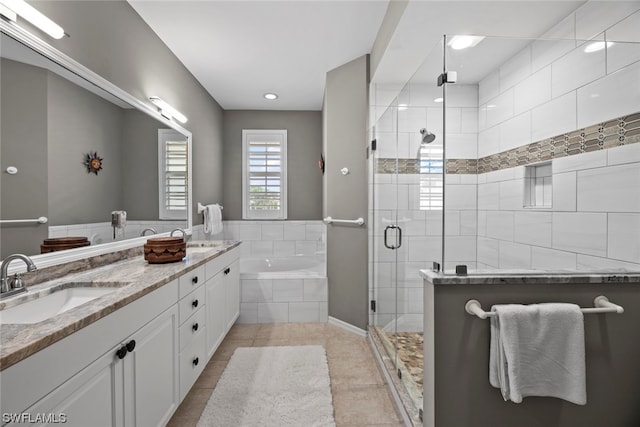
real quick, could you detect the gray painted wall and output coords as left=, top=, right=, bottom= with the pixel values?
left=0, top=59, right=48, bottom=258
left=32, top=1, right=225, bottom=226
left=431, top=283, right=640, bottom=427
left=1, top=58, right=169, bottom=257
left=121, top=109, right=170, bottom=220
left=323, top=55, right=370, bottom=330
left=47, top=71, right=124, bottom=225
left=222, top=110, right=323, bottom=220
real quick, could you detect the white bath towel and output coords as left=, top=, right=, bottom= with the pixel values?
left=489, top=303, right=586, bottom=405
left=203, top=203, right=223, bottom=235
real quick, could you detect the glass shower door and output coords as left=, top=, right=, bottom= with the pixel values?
left=371, top=96, right=424, bottom=418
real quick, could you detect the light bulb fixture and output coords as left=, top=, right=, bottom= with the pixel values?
left=583, top=41, right=614, bottom=53
left=264, top=93, right=278, bottom=100
left=0, top=0, right=65, bottom=39
left=149, top=96, right=188, bottom=123
left=447, top=35, right=484, bottom=50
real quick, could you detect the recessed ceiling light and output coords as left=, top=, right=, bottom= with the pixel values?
left=448, top=35, right=485, bottom=50
left=264, top=93, right=278, bottom=100
left=583, top=41, right=614, bottom=53
left=398, top=103, right=408, bottom=110
left=433, top=97, right=443, bottom=103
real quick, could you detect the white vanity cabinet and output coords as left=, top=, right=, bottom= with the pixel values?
left=204, top=251, right=240, bottom=360
left=1, top=279, right=180, bottom=427
left=0, top=244, right=241, bottom=427
left=23, top=304, right=179, bottom=427
left=224, top=260, right=240, bottom=331
left=177, top=265, right=207, bottom=400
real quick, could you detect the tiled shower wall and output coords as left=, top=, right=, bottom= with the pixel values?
left=369, top=1, right=640, bottom=330
left=475, top=4, right=640, bottom=271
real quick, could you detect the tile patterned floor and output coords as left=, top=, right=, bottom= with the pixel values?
left=385, top=332, right=424, bottom=390
left=167, top=323, right=405, bottom=427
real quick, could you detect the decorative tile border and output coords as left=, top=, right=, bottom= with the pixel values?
left=375, top=112, right=640, bottom=175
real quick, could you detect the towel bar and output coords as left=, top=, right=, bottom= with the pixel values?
left=465, top=296, right=624, bottom=319
left=197, top=202, right=223, bottom=214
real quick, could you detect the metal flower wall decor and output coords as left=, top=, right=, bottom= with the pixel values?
left=85, top=152, right=103, bottom=175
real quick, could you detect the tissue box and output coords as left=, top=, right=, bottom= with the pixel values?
left=143, top=237, right=186, bottom=264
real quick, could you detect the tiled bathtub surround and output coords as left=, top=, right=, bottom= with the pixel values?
left=221, top=220, right=326, bottom=259
left=204, top=220, right=328, bottom=324
left=238, top=276, right=328, bottom=324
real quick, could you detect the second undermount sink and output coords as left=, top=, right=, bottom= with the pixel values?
left=0, top=283, right=125, bottom=325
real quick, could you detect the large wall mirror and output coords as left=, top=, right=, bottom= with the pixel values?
left=0, top=23, right=192, bottom=265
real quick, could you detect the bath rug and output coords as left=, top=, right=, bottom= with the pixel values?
left=197, top=345, right=336, bottom=427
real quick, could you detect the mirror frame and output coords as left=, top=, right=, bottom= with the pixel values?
left=1, top=19, right=193, bottom=272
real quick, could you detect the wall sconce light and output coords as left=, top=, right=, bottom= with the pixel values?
left=149, top=96, right=188, bottom=124
left=0, top=0, right=65, bottom=39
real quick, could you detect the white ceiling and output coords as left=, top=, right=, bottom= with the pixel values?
left=128, top=0, right=586, bottom=112
left=128, top=0, right=389, bottom=111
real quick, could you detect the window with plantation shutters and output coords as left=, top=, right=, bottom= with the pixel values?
left=242, top=129, right=287, bottom=219
left=158, top=129, right=188, bottom=220
left=419, top=144, right=443, bottom=211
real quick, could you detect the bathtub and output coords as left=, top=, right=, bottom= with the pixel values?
left=240, top=256, right=326, bottom=279
left=238, top=255, right=328, bottom=323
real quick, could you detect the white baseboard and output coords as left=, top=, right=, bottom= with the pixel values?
left=327, top=316, right=367, bottom=337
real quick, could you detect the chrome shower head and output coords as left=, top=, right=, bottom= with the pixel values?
left=420, top=128, right=436, bottom=144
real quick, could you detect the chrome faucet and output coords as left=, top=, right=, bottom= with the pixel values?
left=1, top=254, right=37, bottom=298
left=140, top=227, right=157, bottom=236
left=170, top=228, right=189, bottom=241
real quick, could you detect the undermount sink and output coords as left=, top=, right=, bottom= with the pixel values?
left=0, top=283, right=124, bottom=325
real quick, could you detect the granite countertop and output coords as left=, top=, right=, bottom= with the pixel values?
left=421, top=269, right=640, bottom=285
left=0, top=240, right=241, bottom=371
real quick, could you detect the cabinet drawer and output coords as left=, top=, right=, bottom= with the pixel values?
left=179, top=307, right=206, bottom=352
left=179, top=285, right=205, bottom=325
left=179, top=328, right=207, bottom=400
left=179, top=265, right=205, bottom=298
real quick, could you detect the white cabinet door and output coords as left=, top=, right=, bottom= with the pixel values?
left=23, top=345, right=124, bottom=427
left=206, top=271, right=226, bottom=359
left=124, top=304, right=179, bottom=427
left=224, top=260, right=240, bottom=331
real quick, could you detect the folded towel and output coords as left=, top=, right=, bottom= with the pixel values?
left=203, top=204, right=223, bottom=235
left=489, top=303, right=586, bottom=405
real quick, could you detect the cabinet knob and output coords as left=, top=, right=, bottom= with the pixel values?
left=116, top=346, right=128, bottom=360
left=192, top=276, right=199, bottom=284
left=193, top=357, right=199, bottom=366
left=192, top=322, right=199, bottom=332
left=126, top=340, right=136, bottom=352
left=192, top=299, right=199, bottom=308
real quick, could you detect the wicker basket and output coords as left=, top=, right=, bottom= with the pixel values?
left=143, top=237, right=186, bottom=264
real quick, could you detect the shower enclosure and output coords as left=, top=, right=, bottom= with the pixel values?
left=369, top=28, right=640, bottom=424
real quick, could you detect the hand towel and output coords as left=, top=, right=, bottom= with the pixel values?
left=203, top=203, right=223, bottom=235
left=489, top=303, right=586, bottom=405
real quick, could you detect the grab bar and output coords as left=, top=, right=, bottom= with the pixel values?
left=323, top=216, right=365, bottom=226
left=465, top=296, right=624, bottom=319
left=0, top=216, right=48, bottom=225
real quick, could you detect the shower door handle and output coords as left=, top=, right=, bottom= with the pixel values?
left=384, top=225, right=402, bottom=250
